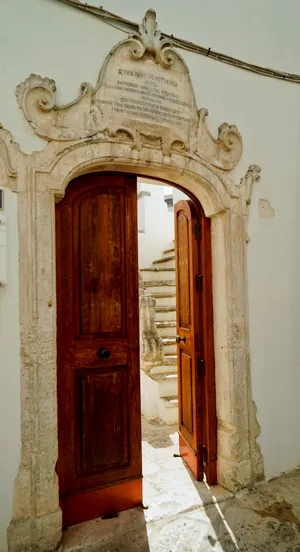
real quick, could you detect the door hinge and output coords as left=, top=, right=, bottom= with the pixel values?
left=195, top=274, right=203, bottom=292
left=197, top=358, right=205, bottom=377
left=193, top=222, right=202, bottom=241
left=203, top=445, right=208, bottom=466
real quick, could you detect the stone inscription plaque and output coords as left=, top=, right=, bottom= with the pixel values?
left=100, top=66, right=192, bottom=128
left=96, top=43, right=198, bottom=142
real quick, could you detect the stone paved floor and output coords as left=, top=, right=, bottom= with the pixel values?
left=63, top=418, right=300, bottom=551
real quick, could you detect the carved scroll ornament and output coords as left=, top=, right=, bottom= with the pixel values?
left=16, top=9, right=243, bottom=171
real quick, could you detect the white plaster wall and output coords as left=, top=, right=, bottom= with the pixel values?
left=173, top=189, right=189, bottom=205
left=1, top=2, right=300, bottom=541
left=0, top=189, right=21, bottom=551
left=140, top=370, right=160, bottom=420
left=138, top=181, right=174, bottom=268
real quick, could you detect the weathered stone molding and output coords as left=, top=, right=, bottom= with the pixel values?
left=3, top=8, right=263, bottom=552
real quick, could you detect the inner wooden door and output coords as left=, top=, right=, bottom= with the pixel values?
left=56, top=172, right=142, bottom=527
left=174, top=199, right=217, bottom=485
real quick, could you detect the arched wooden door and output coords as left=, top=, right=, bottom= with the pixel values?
left=56, top=173, right=142, bottom=527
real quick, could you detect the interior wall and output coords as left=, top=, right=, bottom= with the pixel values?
left=138, top=181, right=175, bottom=268
left=1, top=1, right=300, bottom=545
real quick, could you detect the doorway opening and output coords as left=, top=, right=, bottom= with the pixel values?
left=55, top=172, right=217, bottom=530
left=138, top=179, right=183, bottom=428
left=138, top=177, right=217, bottom=516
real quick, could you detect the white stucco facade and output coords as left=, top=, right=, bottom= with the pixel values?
left=1, top=0, right=300, bottom=550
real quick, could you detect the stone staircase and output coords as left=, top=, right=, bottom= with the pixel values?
left=140, top=246, right=178, bottom=425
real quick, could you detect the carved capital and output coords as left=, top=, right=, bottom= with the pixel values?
left=240, top=164, right=261, bottom=205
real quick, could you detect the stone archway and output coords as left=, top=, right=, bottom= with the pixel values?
left=0, top=9, right=263, bottom=552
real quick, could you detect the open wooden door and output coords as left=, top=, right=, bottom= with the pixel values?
left=174, top=199, right=217, bottom=484
left=56, top=173, right=142, bottom=527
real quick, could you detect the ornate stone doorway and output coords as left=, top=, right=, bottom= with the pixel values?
left=0, top=9, right=263, bottom=551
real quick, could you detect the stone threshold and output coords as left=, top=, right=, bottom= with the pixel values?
left=62, top=484, right=234, bottom=552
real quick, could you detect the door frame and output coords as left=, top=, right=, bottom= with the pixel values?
left=5, top=137, right=263, bottom=552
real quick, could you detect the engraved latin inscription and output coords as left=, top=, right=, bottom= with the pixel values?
left=98, top=66, right=194, bottom=128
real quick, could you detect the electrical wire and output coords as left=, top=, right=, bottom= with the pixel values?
left=55, top=0, right=300, bottom=85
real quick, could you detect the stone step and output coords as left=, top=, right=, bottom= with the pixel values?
left=140, top=370, right=178, bottom=425
left=152, top=292, right=176, bottom=308
left=152, top=255, right=175, bottom=269
left=143, top=281, right=176, bottom=294
left=158, top=396, right=179, bottom=425
left=147, top=355, right=177, bottom=374
left=162, top=247, right=175, bottom=257
left=151, top=372, right=178, bottom=398
left=152, top=291, right=176, bottom=297
left=153, top=255, right=175, bottom=264
left=162, top=336, right=177, bottom=343
left=155, top=305, right=176, bottom=321
left=162, top=354, right=177, bottom=365
left=162, top=336, right=177, bottom=355
left=155, top=321, right=176, bottom=337
left=150, top=363, right=177, bottom=375
left=162, top=395, right=178, bottom=408
left=140, top=267, right=175, bottom=281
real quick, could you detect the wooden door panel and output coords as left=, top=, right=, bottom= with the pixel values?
left=79, top=367, right=129, bottom=474
left=175, top=199, right=203, bottom=480
left=56, top=173, right=142, bottom=527
left=177, top=213, right=191, bottom=328
left=74, top=339, right=128, bottom=368
left=74, top=188, right=126, bottom=338
left=180, top=350, right=193, bottom=436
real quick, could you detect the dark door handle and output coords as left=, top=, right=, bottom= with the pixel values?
left=97, top=348, right=110, bottom=360
left=176, top=335, right=186, bottom=344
